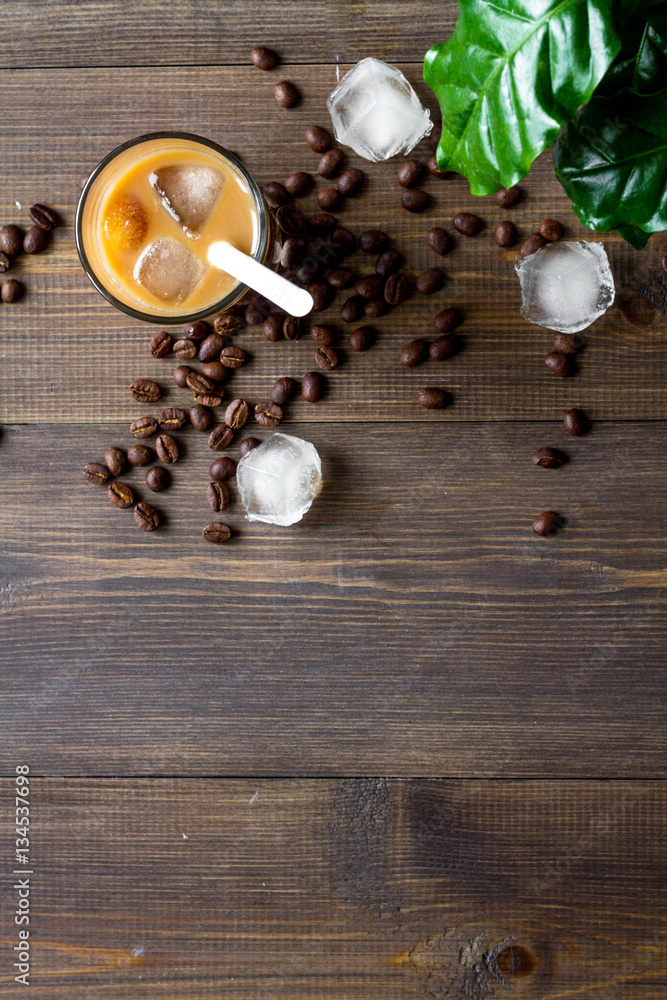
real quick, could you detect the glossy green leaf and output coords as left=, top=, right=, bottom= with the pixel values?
left=599, top=1, right=667, bottom=95
left=424, top=0, right=634, bottom=195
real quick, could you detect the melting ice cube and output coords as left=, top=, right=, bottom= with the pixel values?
left=150, top=164, right=224, bottom=236
left=516, top=241, right=615, bottom=334
left=237, top=432, right=322, bottom=526
left=134, top=238, right=205, bottom=303
left=327, top=57, right=432, bottom=162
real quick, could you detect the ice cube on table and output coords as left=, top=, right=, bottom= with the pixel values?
left=237, top=433, right=322, bottom=526
left=515, top=240, right=615, bottom=334
left=327, top=57, right=432, bottom=162
left=133, top=238, right=205, bottom=303
left=150, top=164, right=224, bottom=237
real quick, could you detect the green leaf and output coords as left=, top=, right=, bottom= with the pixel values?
left=598, top=2, right=667, bottom=95
left=424, top=0, right=633, bottom=195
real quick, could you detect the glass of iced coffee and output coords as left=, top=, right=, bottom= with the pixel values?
left=76, top=132, right=270, bottom=324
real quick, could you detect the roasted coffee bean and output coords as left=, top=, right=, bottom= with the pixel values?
left=275, top=203, right=304, bottom=235
left=202, top=361, right=228, bottom=382
left=280, top=236, right=307, bottom=269
left=434, top=307, right=463, bottom=333
left=315, top=345, right=339, bottom=370
left=244, top=301, right=265, bottom=326
left=452, top=212, right=482, bottom=236
left=662, top=256, right=667, bottom=274
left=130, top=378, right=161, bottom=403
left=190, top=404, right=213, bottom=432
left=401, top=339, right=429, bottom=367
left=545, top=351, right=573, bottom=377
left=284, top=171, right=312, bottom=196
left=318, top=148, right=344, bottom=178
left=220, top=345, right=246, bottom=369
left=340, top=295, right=365, bottom=322
left=264, top=181, right=290, bottom=209
left=310, top=324, right=336, bottom=346
left=429, top=333, right=460, bottom=361
left=364, top=297, right=388, bottom=318
left=239, top=437, right=261, bottom=456
left=533, top=510, right=563, bottom=536
left=225, top=398, right=249, bottom=429
left=108, top=481, right=134, bottom=508
left=83, top=461, right=110, bottom=485
left=349, top=326, right=375, bottom=351
left=326, top=267, right=356, bottom=290
left=145, top=466, right=170, bottom=492
left=29, top=203, right=59, bottom=230
left=553, top=332, right=584, bottom=354
left=283, top=316, right=300, bottom=340
left=150, top=330, right=173, bottom=358
left=337, top=167, right=364, bottom=196
left=426, top=155, right=448, bottom=179
left=0, top=225, right=23, bottom=256
left=564, top=408, right=588, bottom=436
left=213, top=312, right=240, bottom=336
left=210, top=456, right=236, bottom=480
left=174, top=338, right=197, bottom=360
left=198, top=332, right=225, bottom=362
left=384, top=272, right=408, bottom=306
left=159, top=407, right=188, bottom=431
left=305, top=125, right=332, bottom=153
left=355, top=274, right=384, bottom=299
left=428, top=119, right=442, bottom=151
left=318, top=188, right=344, bottom=211
left=0, top=252, right=10, bottom=273
left=375, top=250, right=402, bottom=278
left=186, top=371, right=216, bottom=395
left=331, top=226, right=356, bottom=256
left=397, top=159, right=423, bottom=187
left=302, top=370, right=324, bottom=402
left=23, top=225, right=48, bottom=254
left=401, top=189, right=430, bottom=213
left=130, top=416, right=158, bottom=438
left=208, top=424, right=234, bottom=451
left=194, top=393, right=223, bottom=408
left=495, top=186, right=522, bottom=208
left=418, top=387, right=449, bottom=409
left=104, top=447, right=126, bottom=476
left=295, top=259, right=324, bottom=284
left=539, top=218, right=564, bottom=241
left=274, top=80, right=300, bottom=107
left=173, top=364, right=194, bottom=387
left=1, top=278, right=24, bottom=302
left=250, top=45, right=277, bottom=70
left=203, top=522, right=232, bottom=544
left=359, top=230, right=390, bottom=254
left=127, top=444, right=153, bottom=466
left=255, top=400, right=283, bottom=426
left=306, top=213, right=337, bottom=236
left=309, top=281, right=333, bottom=311
left=532, top=446, right=566, bottom=469
left=519, top=232, right=548, bottom=257
left=134, top=502, right=159, bottom=532
left=494, top=220, right=518, bottom=247
left=156, top=433, right=179, bottom=464
left=207, top=480, right=230, bottom=512
left=416, top=268, right=444, bottom=295
left=270, top=376, right=299, bottom=405
left=263, top=314, right=284, bottom=341
left=427, top=227, right=453, bottom=256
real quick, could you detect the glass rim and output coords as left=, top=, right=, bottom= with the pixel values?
left=75, top=130, right=268, bottom=325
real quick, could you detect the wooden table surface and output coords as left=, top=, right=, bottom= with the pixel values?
left=1, top=2, right=665, bottom=997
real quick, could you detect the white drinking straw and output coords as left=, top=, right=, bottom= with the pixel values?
left=207, top=241, right=313, bottom=317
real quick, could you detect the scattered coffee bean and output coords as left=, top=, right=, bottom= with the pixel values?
left=207, top=481, right=230, bottom=512
left=208, top=425, right=234, bottom=453
left=349, top=326, right=375, bottom=351
left=198, top=332, right=225, bottom=363
left=145, top=466, right=170, bottom=492
left=275, top=203, right=304, bottom=235
left=302, top=370, right=325, bottom=402
left=134, top=502, right=159, bottom=532
left=418, top=387, right=449, bottom=409
left=355, top=274, right=384, bottom=299
left=532, top=510, right=563, bottom=536
left=213, top=312, right=240, bottom=336
left=108, top=481, right=133, bottom=508
left=156, top=433, right=179, bottom=464
left=539, top=218, right=564, bottom=241
left=662, top=256, right=667, bottom=275
left=315, top=345, right=339, bottom=370
left=401, top=339, right=429, bottom=367
left=239, top=437, right=261, bottom=457
left=271, top=376, right=299, bottom=405
left=0, top=252, right=10, bottom=273
left=255, top=401, right=283, bottom=426
left=189, top=404, right=213, bottom=432
left=495, top=186, right=521, bottom=208
left=375, top=250, right=402, bottom=278
left=305, top=125, right=332, bottom=152
left=433, top=307, right=463, bottom=333
left=532, top=446, right=566, bottom=468
left=397, top=160, right=423, bottom=187
left=130, top=416, right=158, bottom=438
left=186, top=371, right=216, bottom=395
left=280, top=236, right=307, bottom=269
left=384, top=272, right=408, bottom=305
left=159, top=407, right=188, bottom=431
left=0, top=225, right=23, bottom=256
left=250, top=45, right=277, bottom=70
left=416, top=268, right=444, bottom=295
left=104, top=446, right=126, bottom=476
left=173, top=365, right=194, bottom=387
left=1, top=279, right=24, bottom=302
left=174, top=339, right=197, bottom=360
left=452, top=212, right=482, bottom=236
left=283, top=316, right=300, bottom=340
left=29, top=204, right=59, bottom=230
left=186, top=320, right=211, bottom=341
left=311, top=324, right=336, bottom=346
left=202, top=361, right=228, bottom=382
left=203, top=522, right=232, bottom=544
left=426, top=155, right=448, bottom=179
left=264, top=181, right=290, bottom=209
left=340, top=295, right=365, bottom=322
left=360, top=230, right=390, bottom=254
left=225, top=398, right=250, bottom=429
left=130, top=378, right=161, bottom=403
left=275, top=80, right=300, bottom=108
left=553, top=332, right=584, bottom=354
left=219, top=345, right=246, bottom=369
left=364, top=297, right=389, bottom=318
left=244, top=302, right=265, bottom=326
left=326, top=267, right=356, bottom=290
left=494, top=220, right=518, bottom=247
left=284, top=171, right=312, bottom=196
left=401, top=189, right=430, bottom=213
left=150, top=331, right=173, bottom=358
left=127, top=444, right=153, bottom=466
left=427, top=227, right=453, bottom=256
left=332, top=226, right=357, bottom=255
left=563, top=408, right=588, bottom=436
left=318, top=188, right=344, bottom=211
left=23, top=226, right=48, bottom=254
left=306, top=213, right=337, bottom=236
left=309, top=281, right=333, bottom=311
left=318, top=148, right=344, bottom=178
left=337, top=168, right=364, bottom=196
left=318, top=242, right=344, bottom=269
left=428, top=119, right=442, bottom=151
left=263, top=314, right=284, bottom=341
left=519, top=232, right=548, bottom=257
left=545, top=351, right=573, bottom=377
left=83, top=461, right=110, bottom=485
left=194, top=393, right=223, bottom=408
left=430, top=332, right=459, bottom=360
left=210, top=456, right=236, bottom=481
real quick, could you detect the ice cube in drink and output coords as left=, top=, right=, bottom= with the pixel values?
left=150, top=164, right=225, bottom=237
left=134, top=238, right=206, bottom=303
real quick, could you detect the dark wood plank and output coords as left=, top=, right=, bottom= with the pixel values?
left=1, top=65, right=665, bottom=423
left=0, top=778, right=664, bottom=997
left=3, top=1, right=458, bottom=68
left=1, top=422, right=665, bottom=777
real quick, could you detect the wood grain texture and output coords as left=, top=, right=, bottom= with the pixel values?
left=0, top=65, right=666, bottom=423
left=1, top=422, right=665, bottom=777
left=0, top=778, right=665, bottom=998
